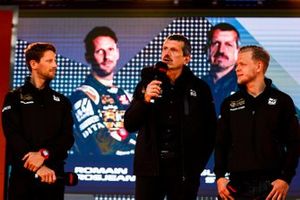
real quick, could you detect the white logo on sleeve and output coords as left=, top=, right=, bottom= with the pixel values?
left=74, top=98, right=95, bottom=122
left=2, top=105, right=11, bottom=112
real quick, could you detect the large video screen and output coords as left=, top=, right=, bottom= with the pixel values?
left=13, top=16, right=300, bottom=197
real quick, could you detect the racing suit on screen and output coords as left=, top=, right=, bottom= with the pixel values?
left=202, top=68, right=238, bottom=117
left=70, top=75, right=136, bottom=156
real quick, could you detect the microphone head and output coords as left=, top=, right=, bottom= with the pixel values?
left=155, top=61, right=168, bottom=74
left=64, top=172, right=78, bottom=186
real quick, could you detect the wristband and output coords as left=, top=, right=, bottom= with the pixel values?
left=39, top=148, right=49, bottom=160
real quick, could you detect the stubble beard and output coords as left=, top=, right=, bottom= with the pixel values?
left=92, top=64, right=114, bottom=78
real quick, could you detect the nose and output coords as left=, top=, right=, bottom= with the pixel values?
left=235, top=64, right=240, bottom=72
left=218, top=43, right=226, bottom=54
left=163, top=49, right=171, bottom=59
left=96, top=49, right=107, bottom=63
left=53, top=61, right=58, bottom=68
left=102, top=50, right=107, bottom=62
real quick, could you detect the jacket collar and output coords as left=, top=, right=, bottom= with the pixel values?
left=24, top=76, right=51, bottom=92
left=175, top=65, right=194, bottom=85
left=239, top=77, right=273, bottom=97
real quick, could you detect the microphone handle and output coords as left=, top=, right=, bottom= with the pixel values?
left=34, top=172, right=78, bottom=186
left=150, top=76, right=163, bottom=104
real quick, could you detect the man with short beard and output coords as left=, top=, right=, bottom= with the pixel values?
left=202, top=23, right=240, bottom=116
left=125, top=34, right=216, bottom=200
left=2, top=42, right=74, bottom=199
left=70, top=26, right=136, bottom=156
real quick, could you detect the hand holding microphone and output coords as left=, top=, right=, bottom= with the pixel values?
left=35, top=166, right=78, bottom=186
left=35, top=165, right=56, bottom=184
left=144, top=80, right=163, bottom=103
left=144, top=61, right=168, bottom=103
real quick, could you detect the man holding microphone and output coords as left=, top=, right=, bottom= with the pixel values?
left=125, top=34, right=217, bottom=200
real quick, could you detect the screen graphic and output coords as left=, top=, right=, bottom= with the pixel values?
left=13, top=17, right=300, bottom=197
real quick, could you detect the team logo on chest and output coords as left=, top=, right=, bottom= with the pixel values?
left=229, top=98, right=245, bottom=111
left=119, top=95, right=130, bottom=105
left=101, top=95, right=115, bottom=105
left=190, top=89, right=197, bottom=97
left=268, top=97, right=277, bottom=105
left=20, top=93, right=34, bottom=104
left=53, top=95, right=60, bottom=102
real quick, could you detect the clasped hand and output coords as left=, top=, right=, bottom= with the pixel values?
left=22, top=151, right=45, bottom=172
left=22, top=152, right=57, bottom=184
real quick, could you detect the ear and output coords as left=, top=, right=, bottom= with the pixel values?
left=235, top=46, right=240, bottom=59
left=116, top=47, right=120, bottom=62
left=29, top=60, right=38, bottom=70
left=85, top=53, right=93, bottom=64
left=184, top=55, right=191, bottom=65
left=257, top=60, right=264, bottom=73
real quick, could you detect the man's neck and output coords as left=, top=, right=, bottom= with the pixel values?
left=30, top=76, right=46, bottom=89
left=166, top=67, right=183, bottom=84
left=92, top=72, right=114, bottom=87
left=212, top=65, right=235, bottom=84
left=246, top=77, right=266, bottom=97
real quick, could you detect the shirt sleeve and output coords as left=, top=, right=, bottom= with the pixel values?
left=124, top=80, right=152, bottom=133
left=2, top=91, right=31, bottom=162
left=214, top=98, right=231, bottom=180
left=278, top=95, right=300, bottom=184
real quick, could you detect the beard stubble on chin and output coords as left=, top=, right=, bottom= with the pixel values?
left=92, top=65, right=114, bottom=78
left=210, top=64, right=227, bottom=73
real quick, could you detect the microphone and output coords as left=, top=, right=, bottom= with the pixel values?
left=150, top=61, right=168, bottom=103
left=154, top=61, right=168, bottom=78
left=35, top=172, right=78, bottom=186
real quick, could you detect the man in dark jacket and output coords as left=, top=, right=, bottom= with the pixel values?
left=2, top=42, right=74, bottom=200
left=124, top=34, right=217, bottom=200
left=215, top=45, right=300, bottom=200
